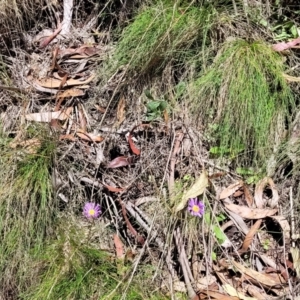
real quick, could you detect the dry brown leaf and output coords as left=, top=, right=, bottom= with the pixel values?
left=39, top=22, right=62, bottom=48
left=245, top=284, right=268, bottom=300
left=223, top=198, right=277, bottom=219
left=223, top=284, right=258, bottom=300
left=57, top=88, right=84, bottom=99
left=103, top=184, right=126, bottom=193
left=243, top=184, right=254, bottom=207
left=114, top=234, right=124, bottom=259
left=240, top=219, right=262, bottom=253
left=254, top=177, right=279, bottom=209
left=59, top=134, right=76, bottom=141
left=200, top=290, right=239, bottom=300
left=76, top=129, right=104, bottom=142
left=25, top=107, right=73, bottom=122
left=117, top=97, right=126, bottom=124
left=175, top=171, right=208, bottom=212
left=232, top=260, right=285, bottom=287
left=107, top=156, right=135, bottom=168
left=35, top=73, right=95, bottom=89
left=219, top=181, right=243, bottom=200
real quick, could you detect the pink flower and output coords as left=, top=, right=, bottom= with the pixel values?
left=83, top=202, right=101, bottom=219
left=188, top=198, right=204, bottom=217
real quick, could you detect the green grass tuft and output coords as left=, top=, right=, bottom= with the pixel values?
left=21, top=218, right=168, bottom=300
left=106, top=2, right=215, bottom=76
left=0, top=126, right=57, bottom=298
left=189, top=39, right=295, bottom=166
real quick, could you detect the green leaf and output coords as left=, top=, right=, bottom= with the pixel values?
left=213, top=225, right=226, bottom=243
left=147, top=101, right=161, bottom=111
left=216, top=213, right=226, bottom=222
left=144, top=89, right=155, bottom=100
left=204, top=212, right=211, bottom=225
left=211, top=252, right=217, bottom=261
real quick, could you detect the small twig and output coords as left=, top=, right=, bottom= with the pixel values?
left=168, top=131, right=184, bottom=196
left=174, top=227, right=198, bottom=299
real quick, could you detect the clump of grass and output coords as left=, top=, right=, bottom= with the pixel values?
left=189, top=39, right=295, bottom=166
left=0, top=125, right=56, bottom=298
left=21, top=218, right=168, bottom=300
left=106, top=1, right=215, bottom=76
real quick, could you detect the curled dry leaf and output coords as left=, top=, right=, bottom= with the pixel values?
left=175, top=170, right=208, bottom=212
left=107, top=156, right=135, bottom=168
left=240, top=219, right=262, bottom=253
left=254, top=177, right=279, bottom=209
left=223, top=198, right=278, bottom=219
left=219, top=181, right=243, bottom=200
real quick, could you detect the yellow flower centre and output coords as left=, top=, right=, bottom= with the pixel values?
left=88, top=209, right=95, bottom=216
left=192, top=205, right=199, bottom=213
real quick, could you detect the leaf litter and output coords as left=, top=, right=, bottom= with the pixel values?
left=2, top=2, right=300, bottom=299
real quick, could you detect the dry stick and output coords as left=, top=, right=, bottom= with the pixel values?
left=168, top=131, right=184, bottom=195
left=174, top=227, right=198, bottom=300
left=288, top=187, right=295, bottom=297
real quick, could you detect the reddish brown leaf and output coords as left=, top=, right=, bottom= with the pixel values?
left=240, top=219, right=262, bottom=253
left=39, top=23, right=62, bottom=48
left=103, top=184, right=125, bottom=193
left=128, top=124, right=150, bottom=155
left=107, top=156, right=135, bottom=168
left=272, top=37, right=300, bottom=52
left=59, top=134, right=76, bottom=141
left=114, top=234, right=124, bottom=259
left=119, top=199, right=144, bottom=245
left=128, top=131, right=140, bottom=155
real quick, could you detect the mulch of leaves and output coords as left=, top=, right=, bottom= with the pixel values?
left=1, top=4, right=300, bottom=300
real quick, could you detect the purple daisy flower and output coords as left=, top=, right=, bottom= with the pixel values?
left=83, top=202, right=101, bottom=219
left=188, top=198, right=204, bottom=217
